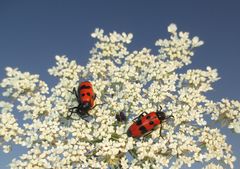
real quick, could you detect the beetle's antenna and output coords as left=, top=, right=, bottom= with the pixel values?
left=166, top=115, right=174, bottom=119
left=157, top=104, right=162, bottom=111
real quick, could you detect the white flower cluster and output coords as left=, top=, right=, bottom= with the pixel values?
left=0, top=67, right=50, bottom=120
left=0, top=101, right=23, bottom=153
left=206, top=98, right=240, bottom=133
left=90, top=28, right=131, bottom=63
left=179, top=66, right=220, bottom=92
left=0, top=24, right=239, bottom=169
left=1, top=67, right=48, bottom=98
left=156, top=23, right=204, bottom=66
left=203, top=163, right=224, bottom=169
left=199, top=127, right=235, bottom=168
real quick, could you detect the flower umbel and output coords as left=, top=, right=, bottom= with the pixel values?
left=0, top=24, right=238, bottom=169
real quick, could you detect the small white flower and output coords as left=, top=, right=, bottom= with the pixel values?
left=168, top=23, right=177, bottom=33
left=230, top=120, right=240, bottom=133
left=192, top=36, right=204, bottom=47
left=3, top=145, right=11, bottom=153
left=91, top=28, right=104, bottom=38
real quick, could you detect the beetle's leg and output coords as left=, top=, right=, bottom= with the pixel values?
left=75, top=107, right=92, bottom=122
left=91, top=103, right=106, bottom=110
left=81, top=116, right=90, bottom=122
left=78, top=112, right=91, bottom=122
left=167, top=115, right=174, bottom=119
left=67, top=107, right=77, bottom=119
left=68, top=107, right=78, bottom=113
left=73, top=87, right=82, bottom=103
left=157, top=105, right=163, bottom=111
left=132, top=112, right=147, bottom=122
left=143, top=130, right=153, bottom=138
left=68, top=87, right=81, bottom=103
left=68, top=104, right=81, bottom=118
left=68, top=88, right=74, bottom=94
left=142, top=111, right=148, bottom=116
left=69, top=106, right=78, bottom=110
left=132, top=116, right=139, bottom=122
left=66, top=112, right=74, bottom=120
left=135, top=112, right=146, bottom=121
left=68, top=88, right=76, bottom=95
left=159, top=124, right=164, bottom=139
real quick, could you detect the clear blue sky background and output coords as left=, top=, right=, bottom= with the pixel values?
left=0, top=1, right=240, bottom=168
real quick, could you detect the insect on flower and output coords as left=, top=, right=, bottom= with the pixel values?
left=115, top=111, right=127, bottom=122
left=68, top=81, right=99, bottom=121
left=127, top=106, right=173, bottom=138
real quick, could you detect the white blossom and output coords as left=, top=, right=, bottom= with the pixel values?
left=168, top=23, right=177, bottom=34
left=0, top=24, right=239, bottom=169
left=203, top=163, right=224, bottom=169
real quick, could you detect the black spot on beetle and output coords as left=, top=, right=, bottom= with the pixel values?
left=149, top=121, right=154, bottom=125
left=136, top=119, right=142, bottom=125
left=80, top=85, right=91, bottom=90
left=146, top=116, right=151, bottom=119
left=139, top=126, right=148, bottom=134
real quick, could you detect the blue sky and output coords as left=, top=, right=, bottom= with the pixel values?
left=0, top=1, right=240, bottom=168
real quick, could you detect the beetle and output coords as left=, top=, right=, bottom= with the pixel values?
left=127, top=106, right=173, bottom=138
left=68, top=81, right=98, bottom=120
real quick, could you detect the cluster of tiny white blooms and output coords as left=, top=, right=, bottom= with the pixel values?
left=206, top=98, right=240, bottom=133
left=131, top=139, right=171, bottom=168
left=90, top=28, right=131, bottom=66
left=156, top=23, right=204, bottom=66
left=91, top=28, right=133, bottom=44
left=203, top=163, right=224, bottom=169
left=10, top=145, right=52, bottom=169
left=48, top=55, right=85, bottom=80
left=167, top=131, right=202, bottom=168
left=0, top=67, right=50, bottom=120
left=170, top=67, right=221, bottom=126
left=0, top=24, right=239, bottom=169
left=218, top=99, right=240, bottom=133
left=0, top=101, right=23, bottom=153
left=179, top=67, right=220, bottom=92
left=0, top=67, right=48, bottom=98
left=199, top=127, right=235, bottom=168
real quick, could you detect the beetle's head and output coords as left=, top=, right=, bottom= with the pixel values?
left=82, top=102, right=91, bottom=110
left=156, top=105, right=174, bottom=121
left=156, top=111, right=166, bottom=121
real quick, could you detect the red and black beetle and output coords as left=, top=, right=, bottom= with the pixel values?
left=127, top=106, right=173, bottom=138
left=68, top=81, right=98, bottom=120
